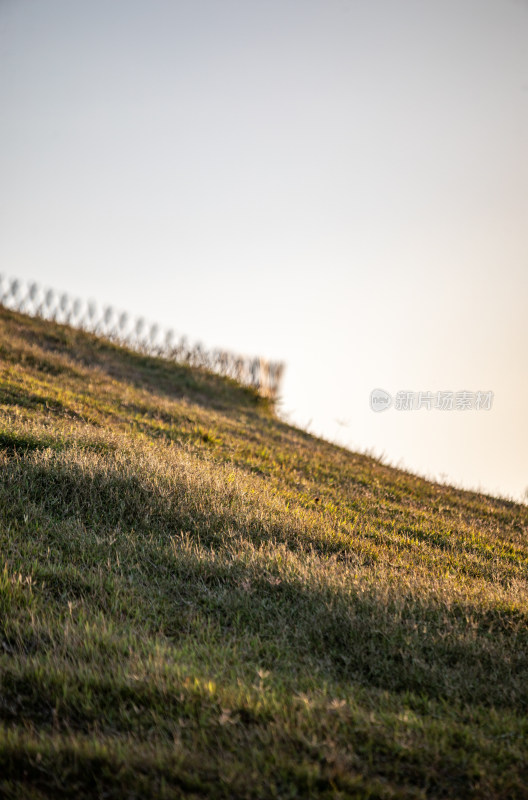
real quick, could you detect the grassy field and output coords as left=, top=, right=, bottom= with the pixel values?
left=0, top=306, right=527, bottom=799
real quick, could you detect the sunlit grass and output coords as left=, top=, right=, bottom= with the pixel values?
left=1, top=307, right=527, bottom=798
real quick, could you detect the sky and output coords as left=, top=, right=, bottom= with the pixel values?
left=1, top=0, right=527, bottom=501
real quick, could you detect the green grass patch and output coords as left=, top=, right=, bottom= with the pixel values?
left=0, top=306, right=527, bottom=798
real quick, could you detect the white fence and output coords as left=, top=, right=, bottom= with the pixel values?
left=0, top=275, right=284, bottom=399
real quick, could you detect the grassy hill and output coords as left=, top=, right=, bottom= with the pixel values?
left=0, top=306, right=527, bottom=799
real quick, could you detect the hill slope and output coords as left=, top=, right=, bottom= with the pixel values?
left=1, top=306, right=527, bottom=799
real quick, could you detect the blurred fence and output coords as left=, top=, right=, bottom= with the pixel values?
left=0, top=275, right=284, bottom=399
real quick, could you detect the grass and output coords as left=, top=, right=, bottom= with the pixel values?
left=0, top=305, right=527, bottom=799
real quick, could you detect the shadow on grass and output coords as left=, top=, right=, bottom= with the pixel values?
left=1, top=451, right=527, bottom=715
left=1, top=307, right=270, bottom=416
left=154, top=557, right=528, bottom=711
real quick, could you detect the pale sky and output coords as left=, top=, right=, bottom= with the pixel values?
left=1, top=0, right=527, bottom=501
